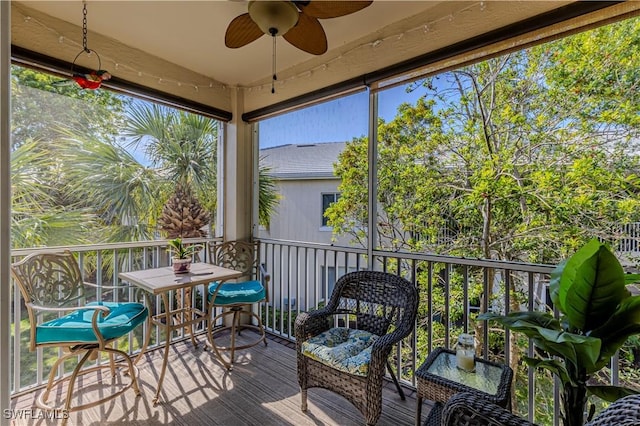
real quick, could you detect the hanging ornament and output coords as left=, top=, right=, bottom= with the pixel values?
left=71, top=1, right=111, bottom=90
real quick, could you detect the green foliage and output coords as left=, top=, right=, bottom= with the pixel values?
left=328, top=19, right=640, bottom=265
left=10, top=68, right=282, bottom=247
left=10, top=66, right=127, bottom=148
left=122, top=102, right=219, bottom=217
left=480, top=239, right=640, bottom=426
left=261, top=306, right=298, bottom=335
left=258, top=160, right=281, bottom=227
left=167, top=238, right=203, bottom=259
left=10, top=65, right=134, bottom=247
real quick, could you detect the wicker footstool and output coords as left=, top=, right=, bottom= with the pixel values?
left=415, top=348, right=513, bottom=426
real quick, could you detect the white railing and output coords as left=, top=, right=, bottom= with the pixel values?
left=10, top=238, right=631, bottom=424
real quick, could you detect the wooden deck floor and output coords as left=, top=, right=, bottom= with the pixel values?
left=11, top=334, right=435, bottom=426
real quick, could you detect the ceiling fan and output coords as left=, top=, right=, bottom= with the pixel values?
left=225, top=1, right=374, bottom=56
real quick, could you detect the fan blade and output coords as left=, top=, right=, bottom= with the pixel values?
left=284, top=13, right=327, bottom=55
left=225, top=13, right=264, bottom=48
left=294, top=1, right=373, bottom=19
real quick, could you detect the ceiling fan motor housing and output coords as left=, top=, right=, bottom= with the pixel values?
left=248, top=1, right=299, bottom=37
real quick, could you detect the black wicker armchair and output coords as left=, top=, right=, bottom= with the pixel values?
left=587, top=394, right=640, bottom=426
left=441, top=392, right=640, bottom=426
left=295, top=270, right=418, bottom=426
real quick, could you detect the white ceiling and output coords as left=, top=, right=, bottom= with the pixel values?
left=13, top=1, right=635, bottom=114
left=19, top=0, right=439, bottom=87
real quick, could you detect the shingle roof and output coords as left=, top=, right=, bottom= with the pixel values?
left=259, top=142, right=346, bottom=179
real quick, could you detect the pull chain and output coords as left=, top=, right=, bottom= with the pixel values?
left=271, top=35, right=277, bottom=94
left=82, top=1, right=89, bottom=53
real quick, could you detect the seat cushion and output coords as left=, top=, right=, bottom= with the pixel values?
left=208, top=280, right=266, bottom=305
left=301, top=327, right=379, bottom=377
left=36, top=302, right=148, bottom=345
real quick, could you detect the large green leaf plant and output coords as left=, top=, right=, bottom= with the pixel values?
left=480, top=238, right=640, bottom=426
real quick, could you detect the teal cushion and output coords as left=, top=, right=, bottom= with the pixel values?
left=301, top=327, right=379, bottom=377
left=35, top=302, right=148, bottom=345
left=208, top=280, right=266, bottom=305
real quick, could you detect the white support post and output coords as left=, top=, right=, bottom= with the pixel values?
left=0, top=1, right=12, bottom=423
left=224, top=87, right=253, bottom=242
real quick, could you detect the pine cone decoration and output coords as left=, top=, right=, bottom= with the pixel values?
left=159, top=184, right=210, bottom=238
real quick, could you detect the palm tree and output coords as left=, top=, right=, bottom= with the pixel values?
left=123, top=102, right=280, bottom=238
left=10, top=66, right=128, bottom=248
left=58, top=130, right=161, bottom=242
left=123, top=103, right=216, bottom=238
left=11, top=139, right=97, bottom=248
left=15, top=89, right=280, bottom=246
left=258, top=160, right=279, bottom=228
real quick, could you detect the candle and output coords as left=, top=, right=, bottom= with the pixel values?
left=456, top=333, right=476, bottom=372
left=456, top=351, right=475, bottom=371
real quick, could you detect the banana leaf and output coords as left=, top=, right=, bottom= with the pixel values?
left=525, top=357, right=573, bottom=386
left=549, top=239, right=629, bottom=333
left=480, top=311, right=601, bottom=372
left=590, top=295, right=640, bottom=370
left=587, top=385, right=640, bottom=402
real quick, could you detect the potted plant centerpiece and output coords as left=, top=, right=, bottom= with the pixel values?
left=167, top=238, right=202, bottom=274
left=480, top=238, right=640, bottom=426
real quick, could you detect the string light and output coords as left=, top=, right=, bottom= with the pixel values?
left=18, top=1, right=484, bottom=94
left=15, top=10, right=227, bottom=93
left=248, top=1, right=483, bottom=92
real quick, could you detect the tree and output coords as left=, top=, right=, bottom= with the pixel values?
left=258, top=160, right=279, bottom=227
left=10, top=65, right=128, bottom=248
left=123, top=103, right=216, bottom=238
left=58, top=101, right=280, bottom=242
left=55, top=130, right=161, bottom=242
left=327, top=18, right=640, bottom=265
left=11, top=66, right=126, bottom=148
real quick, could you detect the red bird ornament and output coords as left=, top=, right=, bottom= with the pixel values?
left=72, top=69, right=111, bottom=90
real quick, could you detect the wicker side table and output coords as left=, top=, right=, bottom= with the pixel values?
left=415, top=347, right=513, bottom=426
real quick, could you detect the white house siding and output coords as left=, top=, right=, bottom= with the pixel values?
left=260, top=178, right=349, bottom=245
left=259, top=143, right=356, bottom=310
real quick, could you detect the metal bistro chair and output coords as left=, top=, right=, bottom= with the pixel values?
left=207, top=240, right=270, bottom=369
left=11, top=250, right=148, bottom=421
left=295, top=270, right=419, bottom=426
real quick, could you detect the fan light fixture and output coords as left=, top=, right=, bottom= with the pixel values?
left=247, top=0, right=299, bottom=94
left=225, top=0, right=373, bottom=94
left=248, top=1, right=298, bottom=37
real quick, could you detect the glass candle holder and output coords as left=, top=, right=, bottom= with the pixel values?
left=456, top=333, right=476, bottom=372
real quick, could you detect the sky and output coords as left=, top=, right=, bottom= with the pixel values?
left=259, top=84, right=425, bottom=149
left=124, top=80, right=427, bottom=164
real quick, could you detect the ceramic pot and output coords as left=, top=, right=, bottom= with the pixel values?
left=172, top=258, right=192, bottom=274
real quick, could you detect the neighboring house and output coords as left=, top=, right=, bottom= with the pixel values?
left=259, top=142, right=351, bottom=246
left=258, top=142, right=358, bottom=309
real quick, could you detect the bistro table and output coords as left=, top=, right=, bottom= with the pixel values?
left=415, top=347, right=513, bottom=426
left=119, top=262, right=242, bottom=405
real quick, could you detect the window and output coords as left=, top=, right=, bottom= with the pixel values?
left=321, top=192, right=340, bottom=227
